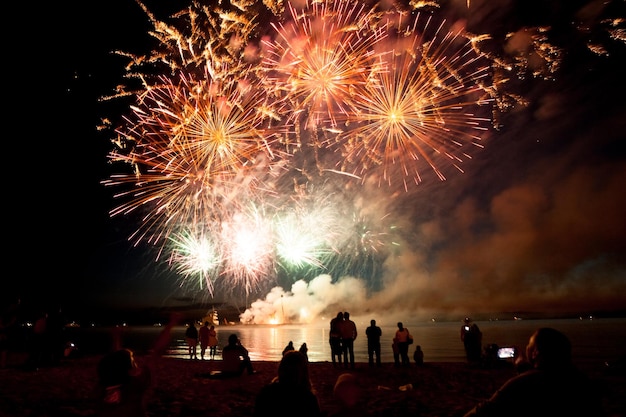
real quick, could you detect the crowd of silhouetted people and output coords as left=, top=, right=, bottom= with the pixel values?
left=0, top=300, right=609, bottom=417
left=92, top=313, right=605, bottom=417
left=0, top=298, right=77, bottom=371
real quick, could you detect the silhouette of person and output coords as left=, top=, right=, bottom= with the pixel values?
left=461, top=317, right=482, bottom=364
left=282, top=340, right=295, bottom=356
left=463, top=327, right=604, bottom=417
left=185, top=321, right=198, bottom=360
left=94, top=314, right=179, bottom=417
left=0, top=298, right=19, bottom=369
left=330, top=372, right=369, bottom=417
left=221, top=333, right=255, bottom=376
left=43, top=304, right=66, bottom=366
left=391, top=337, right=400, bottom=367
left=394, top=322, right=411, bottom=367
left=413, top=345, right=424, bottom=366
left=299, top=342, right=309, bottom=361
left=329, top=312, right=344, bottom=367
left=253, top=350, right=322, bottom=417
left=365, top=319, right=382, bottom=367
left=199, top=321, right=210, bottom=360
left=208, top=325, right=218, bottom=359
left=339, top=311, right=357, bottom=369
left=26, top=309, right=48, bottom=370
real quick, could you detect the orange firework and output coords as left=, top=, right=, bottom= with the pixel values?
left=261, top=0, right=387, bottom=130
left=338, top=12, right=494, bottom=190
left=103, top=70, right=284, bottom=247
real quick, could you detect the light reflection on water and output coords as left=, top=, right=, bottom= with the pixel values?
left=73, top=318, right=626, bottom=365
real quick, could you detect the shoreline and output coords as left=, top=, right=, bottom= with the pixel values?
left=1, top=353, right=624, bottom=417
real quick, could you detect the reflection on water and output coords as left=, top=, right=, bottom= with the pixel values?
left=69, top=318, right=626, bottom=365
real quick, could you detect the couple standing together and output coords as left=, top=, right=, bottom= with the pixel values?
left=329, top=311, right=357, bottom=368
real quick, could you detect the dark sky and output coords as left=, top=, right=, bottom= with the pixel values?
left=8, top=0, right=625, bottom=322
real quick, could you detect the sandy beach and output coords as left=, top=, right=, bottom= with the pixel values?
left=1, top=352, right=624, bottom=417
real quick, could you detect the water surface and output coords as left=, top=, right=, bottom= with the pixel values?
left=67, top=317, right=626, bottom=366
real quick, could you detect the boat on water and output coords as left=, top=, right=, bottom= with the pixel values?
left=201, top=309, right=220, bottom=326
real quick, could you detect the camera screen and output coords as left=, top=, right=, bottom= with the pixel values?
left=497, top=347, right=516, bottom=358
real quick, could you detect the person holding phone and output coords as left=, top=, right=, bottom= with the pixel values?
left=463, top=327, right=604, bottom=417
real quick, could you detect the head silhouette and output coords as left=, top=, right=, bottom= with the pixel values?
left=334, top=373, right=362, bottom=408
left=277, top=350, right=311, bottom=389
left=97, top=349, right=135, bottom=387
left=228, top=333, right=239, bottom=345
left=526, top=327, right=572, bottom=370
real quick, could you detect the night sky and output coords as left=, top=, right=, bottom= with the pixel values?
left=8, top=0, right=625, bottom=323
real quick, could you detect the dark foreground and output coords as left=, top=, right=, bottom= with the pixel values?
left=0, top=354, right=624, bottom=417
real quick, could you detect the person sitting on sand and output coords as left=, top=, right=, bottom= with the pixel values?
left=221, top=333, right=255, bottom=376
left=413, top=345, right=424, bottom=366
left=463, top=327, right=604, bottom=417
left=253, top=350, right=322, bottom=417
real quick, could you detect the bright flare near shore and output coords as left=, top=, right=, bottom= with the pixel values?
left=103, top=0, right=516, bottom=299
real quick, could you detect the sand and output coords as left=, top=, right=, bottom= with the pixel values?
left=0, top=353, right=624, bottom=417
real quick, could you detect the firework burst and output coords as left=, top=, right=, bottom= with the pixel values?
left=103, top=70, right=282, bottom=247
left=102, top=0, right=514, bottom=299
left=167, top=222, right=222, bottom=294
left=261, top=0, right=387, bottom=130
left=337, top=12, right=494, bottom=189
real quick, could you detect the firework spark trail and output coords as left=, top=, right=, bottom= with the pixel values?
left=273, top=183, right=349, bottom=272
left=219, top=205, right=277, bottom=296
left=102, top=0, right=512, bottom=299
left=167, top=223, right=223, bottom=294
left=336, top=12, right=493, bottom=190
left=261, top=0, right=387, bottom=130
left=104, top=70, right=283, bottom=249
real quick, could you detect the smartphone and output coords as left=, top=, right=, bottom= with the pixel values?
left=497, top=347, right=516, bottom=358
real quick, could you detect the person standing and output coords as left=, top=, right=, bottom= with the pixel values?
left=208, top=325, right=218, bottom=360
left=392, top=337, right=400, bottom=367
left=329, top=312, right=344, bottom=367
left=365, top=319, right=382, bottom=367
left=0, top=299, right=19, bottom=369
left=339, top=311, right=357, bottom=369
left=26, top=309, right=48, bottom=370
left=394, top=322, right=411, bottom=367
left=185, top=321, right=199, bottom=360
left=463, top=327, right=604, bottom=417
left=199, top=321, right=210, bottom=360
left=45, top=305, right=66, bottom=366
left=461, top=317, right=482, bottom=364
